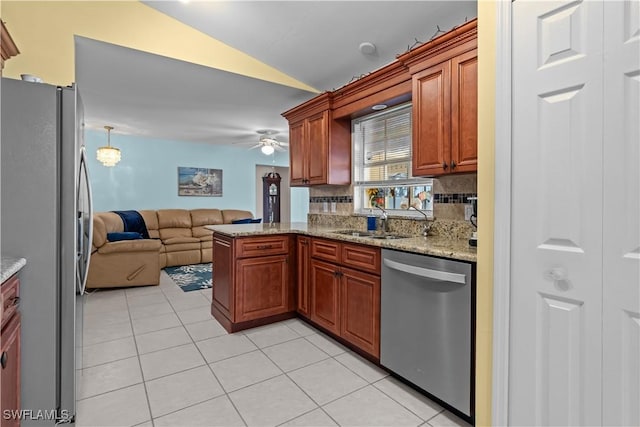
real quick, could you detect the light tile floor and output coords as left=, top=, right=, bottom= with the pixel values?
left=76, top=271, right=472, bottom=427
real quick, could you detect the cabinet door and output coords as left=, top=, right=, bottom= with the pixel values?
left=412, top=61, right=451, bottom=177
left=310, top=259, right=340, bottom=335
left=236, top=255, right=289, bottom=322
left=306, top=111, right=328, bottom=185
left=1, top=313, right=21, bottom=427
left=340, top=267, right=380, bottom=358
left=450, top=49, right=478, bottom=173
left=289, top=120, right=306, bottom=186
left=297, top=237, right=311, bottom=317
left=212, top=236, right=234, bottom=321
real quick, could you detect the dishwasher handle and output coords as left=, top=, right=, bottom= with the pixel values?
left=383, top=258, right=467, bottom=285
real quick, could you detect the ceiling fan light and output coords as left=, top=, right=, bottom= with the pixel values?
left=261, top=145, right=275, bottom=155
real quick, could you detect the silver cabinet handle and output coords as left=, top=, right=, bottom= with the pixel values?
left=383, top=258, right=466, bottom=284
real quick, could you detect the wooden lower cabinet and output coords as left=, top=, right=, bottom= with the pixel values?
left=310, top=259, right=341, bottom=335
left=236, top=255, right=290, bottom=322
left=297, top=236, right=311, bottom=316
left=307, top=239, right=381, bottom=358
left=1, top=274, right=21, bottom=427
left=212, top=234, right=294, bottom=332
left=341, top=267, right=380, bottom=358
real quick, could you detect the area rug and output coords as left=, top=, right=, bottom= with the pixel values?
left=164, top=263, right=213, bottom=292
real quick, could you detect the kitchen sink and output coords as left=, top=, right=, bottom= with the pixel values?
left=333, top=230, right=376, bottom=237
left=333, top=230, right=412, bottom=240
left=368, top=234, right=412, bottom=240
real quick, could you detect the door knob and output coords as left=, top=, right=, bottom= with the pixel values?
left=544, top=267, right=571, bottom=291
left=1, top=351, right=7, bottom=369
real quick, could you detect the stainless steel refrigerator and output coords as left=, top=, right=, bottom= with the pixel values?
left=1, top=78, right=93, bottom=425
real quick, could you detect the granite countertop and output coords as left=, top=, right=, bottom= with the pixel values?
left=206, top=222, right=476, bottom=263
left=1, top=256, right=27, bottom=283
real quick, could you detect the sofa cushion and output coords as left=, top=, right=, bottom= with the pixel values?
left=139, top=210, right=160, bottom=239
left=93, top=212, right=125, bottom=248
left=107, top=232, right=143, bottom=242
left=163, top=236, right=200, bottom=245
left=191, top=209, right=224, bottom=238
left=222, top=210, right=254, bottom=224
left=190, top=209, right=223, bottom=226
left=157, top=209, right=192, bottom=228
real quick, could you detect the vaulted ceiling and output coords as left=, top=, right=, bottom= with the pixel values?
left=2, top=1, right=477, bottom=145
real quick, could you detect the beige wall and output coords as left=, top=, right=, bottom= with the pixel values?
left=476, top=2, right=496, bottom=426
left=2, top=1, right=316, bottom=91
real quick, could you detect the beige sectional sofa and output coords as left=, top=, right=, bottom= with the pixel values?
left=87, top=208, right=253, bottom=289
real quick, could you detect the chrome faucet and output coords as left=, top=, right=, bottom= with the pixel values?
left=409, top=206, right=435, bottom=236
left=376, top=206, right=389, bottom=233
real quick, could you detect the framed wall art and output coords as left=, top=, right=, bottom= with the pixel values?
left=178, top=167, right=223, bottom=197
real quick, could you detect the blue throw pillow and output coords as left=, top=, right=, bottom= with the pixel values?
left=250, top=218, right=262, bottom=223
left=231, top=218, right=254, bottom=224
left=107, top=232, right=143, bottom=242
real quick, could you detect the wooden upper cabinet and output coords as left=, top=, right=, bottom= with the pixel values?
left=0, top=21, right=20, bottom=74
left=289, top=121, right=306, bottom=186
left=412, top=61, right=451, bottom=176
left=306, top=111, right=328, bottom=185
left=282, top=93, right=350, bottom=187
left=411, top=48, right=477, bottom=177
left=451, top=49, right=478, bottom=173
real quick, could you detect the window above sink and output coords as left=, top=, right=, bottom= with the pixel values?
left=352, top=103, right=434, bottom=219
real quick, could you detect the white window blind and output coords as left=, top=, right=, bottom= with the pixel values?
left=353, top=104, right=413, bottom=185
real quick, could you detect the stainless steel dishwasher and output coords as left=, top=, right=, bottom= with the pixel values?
left=380, top=249, right=474, bottom=419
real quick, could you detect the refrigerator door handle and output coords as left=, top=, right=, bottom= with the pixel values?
left=77, top=146, right=93, bottom=295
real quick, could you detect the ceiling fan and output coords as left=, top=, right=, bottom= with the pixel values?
left=250, top=130, right=289, bottom=155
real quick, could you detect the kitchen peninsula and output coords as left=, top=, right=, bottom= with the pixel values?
left=207, top=223, right=476, bottom=356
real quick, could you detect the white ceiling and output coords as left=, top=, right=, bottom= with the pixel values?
left=76, top=1, right=477, bottom=146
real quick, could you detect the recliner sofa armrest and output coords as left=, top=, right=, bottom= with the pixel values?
left=97, top=239, right=162, bottom=254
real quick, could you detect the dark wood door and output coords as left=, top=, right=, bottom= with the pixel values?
left=235, top=255, right=289, bottom=322
left=340, top=267, right=380, bottom=358
left=306, top=111, right=328, bottom=185
left=412, top=60, right=451, bottom=177
left=289, top=120, right=306, bottom=186
left=297, top=237, right=311, bottom=317
left=451, top=48, right=478, bottom=173
left=1, top=313, right=21, bottom=427
left=212, top=235, right=234, bottom=321
left=310, top=259, right=340, bottom=335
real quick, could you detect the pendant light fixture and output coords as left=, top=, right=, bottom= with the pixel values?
left=96, top=125, right=121, bottom=167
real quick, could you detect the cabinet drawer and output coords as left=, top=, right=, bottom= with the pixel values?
left=1, top=275, right=20, bottom=330
left=342, top=244, right=381, bottom=274
left=236, top=235, right=289, bottom=258
left=311, top=239, right=341, bottom=263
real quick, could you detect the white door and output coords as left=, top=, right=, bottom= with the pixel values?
left=602, top=1, right=640, bottom=425
left=511, top=1, right=604, bottom=425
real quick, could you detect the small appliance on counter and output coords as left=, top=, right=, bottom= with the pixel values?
left=467, top=196, right=477, bottom=247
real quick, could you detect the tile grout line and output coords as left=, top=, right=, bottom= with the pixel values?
left=124, top=288, right=157, bottom=427
left=248, top=322, right=354, bottom=426
left=161, top=275, right=250, bottom=427
left=370, top=377, right=445, bottom=424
